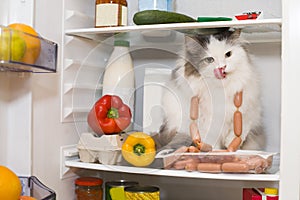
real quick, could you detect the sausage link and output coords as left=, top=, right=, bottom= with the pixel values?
left=234, top=91, right=243, bottom=108
left=198, top=142, right=213, bottom=152
left=185, top=163, right=198, bottom=172
left=172, top=158, right=193, bottom=170
left=199, top=155, right=237, bottom=164
left=197, top=163, right=222, bottom=173
left=188, top=146, right=200, bottom=153
left=190, top=96, right=199, bottom=120
left=233, top=110, right=242, bottom=137
left=210, top=149, right=229, bottom=153
left=190, top=121, right=201, bottom=144
left=173, top=158, right=199, bottom=170
left=221, top=162, right=250, bottom=173
left=227, top=136, right=242, bottom=152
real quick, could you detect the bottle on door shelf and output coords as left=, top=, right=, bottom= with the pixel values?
left=102, top=39, right=135, bottom=130
left=95, top=0, right=128, bottom=28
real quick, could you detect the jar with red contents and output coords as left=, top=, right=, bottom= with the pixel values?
left=75, top=177, right=103, bottom=200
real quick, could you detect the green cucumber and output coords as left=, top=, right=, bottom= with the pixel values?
left=133, top=10, right=197, bottom=25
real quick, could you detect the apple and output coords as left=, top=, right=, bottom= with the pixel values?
left=0, top=29, right=26, bottom=62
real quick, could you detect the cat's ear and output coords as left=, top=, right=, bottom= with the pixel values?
left=184, top=35, right=196, bottom=47
left=229, top=28, right=242, bottom=40
left=184, top=35, right=203, bottom=54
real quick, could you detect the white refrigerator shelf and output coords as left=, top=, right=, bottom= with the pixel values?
left=65, top=18, right=282, bottom=43
left=62, top=145, right=280, bottom=182
left=65, top=159, right=280, bottom=181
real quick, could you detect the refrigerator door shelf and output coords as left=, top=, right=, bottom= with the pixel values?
left=0, top=25, right=57, bottom=73
left=19, top=176, right=56, bottom=200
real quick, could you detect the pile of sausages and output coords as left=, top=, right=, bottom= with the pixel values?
left=166, top=92, right=272, bottom=173
left=169, top=151, right=272, bottom=174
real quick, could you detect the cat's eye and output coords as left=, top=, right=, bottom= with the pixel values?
left=204, top=57, right=214, bottom=63
left=225, top=51, right=232, bottom=58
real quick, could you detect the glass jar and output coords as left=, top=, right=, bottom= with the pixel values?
left=95, top=0, right=128, bottom=27
left=75, top=177, right=103, bottom=200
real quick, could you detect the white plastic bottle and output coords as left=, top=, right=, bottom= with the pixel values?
left=102, top=40, right=135, bottom=130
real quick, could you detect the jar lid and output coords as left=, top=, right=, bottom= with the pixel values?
left=75, top=177, right=103, bottom=186
left=125, top=185, right=159, bottom=193
left=105, top=180, right=138, bottom=187
left=114, top=40, right=130, bottom=47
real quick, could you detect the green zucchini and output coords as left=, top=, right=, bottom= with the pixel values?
left=133, top=10, right=197, bottom=25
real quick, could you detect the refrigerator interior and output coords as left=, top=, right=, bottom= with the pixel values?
left=61, top=0, right=282, bottom=199
left=0, top=0, right=289, bottom=199
left=62, top=0, right=282, bottom=148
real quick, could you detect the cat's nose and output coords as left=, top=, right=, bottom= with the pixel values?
left=214, top=66, right=226, bottom=79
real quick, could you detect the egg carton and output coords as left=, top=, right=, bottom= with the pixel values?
left=77, top=132, right=125, bottom=165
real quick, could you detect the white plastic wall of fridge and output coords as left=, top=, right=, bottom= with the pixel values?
left=175, top=0, right=281, bottom=19
left=0, top=74, right=32, bottom=176
left=143, top=68, right=172, bottom=133
left=0, top=0, right=34, bottom=26
left=63, top=0, right=95, bottom=29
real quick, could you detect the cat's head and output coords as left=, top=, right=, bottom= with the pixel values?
left=183, top=29, right=250, bottom=80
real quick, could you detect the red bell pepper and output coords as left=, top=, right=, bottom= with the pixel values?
left=88, top=95, right=132, bottom=135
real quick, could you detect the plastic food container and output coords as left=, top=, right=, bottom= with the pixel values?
left=0, top=25, right=57, bottom=73
left=77, top=132, right=125, bottom=165
left=156, top=150, right=278, bottom=174
left=19, top=176, right=56, bottom=200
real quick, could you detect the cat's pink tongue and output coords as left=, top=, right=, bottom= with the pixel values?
left=214, top=67, right=226, bottom=79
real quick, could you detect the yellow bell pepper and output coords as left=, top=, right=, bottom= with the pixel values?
left=122, top=132, right=156, bottom=167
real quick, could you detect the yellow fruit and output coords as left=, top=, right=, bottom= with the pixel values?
left=8, top=23, right=41, bottom=64
left=0, top=165, right=22, bottom=200
left=0, top=29, right=26, bottom=61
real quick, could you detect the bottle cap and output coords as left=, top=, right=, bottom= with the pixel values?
left=114, top=40, right=130, bottom=47
left=75, top=177, right=103, bottom=186
left=264, top=187, right=278, bottom=195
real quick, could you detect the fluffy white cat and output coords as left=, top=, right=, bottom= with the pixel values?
left=154, top=29, right=264, bottom=151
